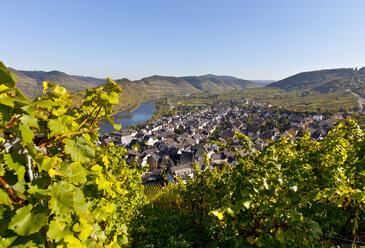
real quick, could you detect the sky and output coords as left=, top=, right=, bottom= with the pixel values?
left=1, top=0, right=365, bottom=81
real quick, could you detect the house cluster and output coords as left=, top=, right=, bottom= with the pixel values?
left=242, top=111, right=344, bottom=151
left=98, top=100, right=345, bottom=186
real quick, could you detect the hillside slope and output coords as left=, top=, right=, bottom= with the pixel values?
left=268, top=68, right=365, bottom=92
left=10, top=67, right=259, bottom=100
left=109, top=74, right=259, bottom=111
left=9, top=68, right=106, bottom=98
left=119, top=74, right=259, bottom=97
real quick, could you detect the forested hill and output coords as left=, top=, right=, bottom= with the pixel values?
left=8, top=68, right=106, bottom=98
left=267, top=68, right=365, bottom=92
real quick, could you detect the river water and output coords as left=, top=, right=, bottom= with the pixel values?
left=99, top=101, right=156, bottom=134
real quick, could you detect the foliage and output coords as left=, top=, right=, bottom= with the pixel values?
left=132, top=119, right=365, bottom=247
left=0, top=61, right=145, bottom=247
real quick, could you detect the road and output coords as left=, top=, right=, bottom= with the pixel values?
left=347, top=89, right=365, bottom=110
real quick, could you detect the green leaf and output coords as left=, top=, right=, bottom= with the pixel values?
left=48, top=119, right=71, bottom=135
left=0, top=189, right=12, bottom=206
left=19, top=123, right=34, bottom=145
left=0, top=236, right=17, bottom=248
left=15, top=87, right=29, bottom=101
left=4, top=153, right=26, bottom=181
left=0, top=61, right=16, bottom=88
left=73, top=188, right=89, bottom=217
left=27, top=185, right=48, bottom=196
left=0, top=165, right=4, bottom=176
left=69, top=162, right=88, bottom=185
left=12, top=181, right=25, bottom=193
left=47, top=219, right=73, bottom=242
left=100, top=92, right=109, bottom=104
left=113, top=122, right=122, bottom=131
left=64, top=136, right=95, bottom=162
left=49, top=182, right=74, bottom=216
left=34, top=99, right=58, bottom=108
left=78, top=218, right=92, bottom=241
left=0, top=96, right=15, bottom=107
left=108, top=92, right=119, bottom=105
left=64, top=235, right=86, bottom=248
left=351, top=191, right=365, bottom=202
left=20, top=115, right=38, bottom=128
left=8, top=204, right=47, bottom=235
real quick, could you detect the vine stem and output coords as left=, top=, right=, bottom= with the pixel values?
left=57, top=128, right=98, bottom=139
left=78, top=105, right=99, bottom=128
left=0, top=176, right=14, bottom=197
left=90, top=106, right=102, bottom=127
left=0, top=113, right=25, bottom=132
left=5, top=113, right=24, bottom=129
left=38, top=128, right=98, bottom=148
left=0, top=176, right=23, bottom=205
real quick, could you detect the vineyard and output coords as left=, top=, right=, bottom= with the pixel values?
left=0, top=61, right=365, bottom=247
left=144, top=183, right=164, bottom=199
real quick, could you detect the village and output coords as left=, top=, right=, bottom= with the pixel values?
left=98, top=100, right=347, bottom=186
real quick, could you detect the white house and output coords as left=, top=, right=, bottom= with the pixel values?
left=167, top=164, right=194, bottom=183
left=313, top=114, right=324, bottom=121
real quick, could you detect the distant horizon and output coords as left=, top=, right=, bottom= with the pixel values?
left=7, top=64, right=365, bottom=82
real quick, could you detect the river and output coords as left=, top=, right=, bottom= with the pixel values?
left=99, top=101, right=156, bottom=134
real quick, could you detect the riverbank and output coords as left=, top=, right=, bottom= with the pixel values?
left=100, top=101, right=157, bottom=133
left=111, top=101, right=142, bottom=117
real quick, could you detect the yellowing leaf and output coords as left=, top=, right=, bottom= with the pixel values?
left=64, top=235, right=86, bottom=248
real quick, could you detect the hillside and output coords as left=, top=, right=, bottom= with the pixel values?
left=8, top=68, right=106, bottom=98
left=104, top=74, right=258, bottom=111
left=118, top=74, right=259, bottom=96
left=268, top=68, right=365, bottom=92
left=9, top=67, right=259, bottom=101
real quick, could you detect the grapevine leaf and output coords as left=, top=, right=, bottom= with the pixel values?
left=64, top=235, right=86, bottom=248
left=48, top=119, right=71, bottom=135
left=351, top=191, right=365, bottom=202
left=0, top=189, right=12, bottom=206
left=20, top=115, right=38, bottom=128
left=19, top=123, right=34, bottom=145
left=27, top=185, right=48, bottom=196
left=34, top=99, right=58, bottom=108
left=73, top=188, right=89, bottom=216
left=0, top=236, right=16, bottom=248
left=108, top=92, right=119, bottom=105
left=4, top=153, right=26, bottom=181
left=8, top=204, right=47, bottom=235
left=15, top=87, right=29, bottom=101
left=78, top=218, right=92, bottom=241
left=64, top=136, right=95, bottom=162
left=49, top=182, right=74, bottom=216
left=69, top=162, right=88, bottom=185
left=113, top=122, right=122, bottom=131
left=0, top=96, right=15, bottom=107
left=0, top=61, right=16, bottom=88
left=12, top=181, right=25, bottom=193
left=47, top=220, right=73, bottom=242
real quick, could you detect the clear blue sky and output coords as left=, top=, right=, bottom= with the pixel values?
left=1, top=0, right=365, bottom=80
